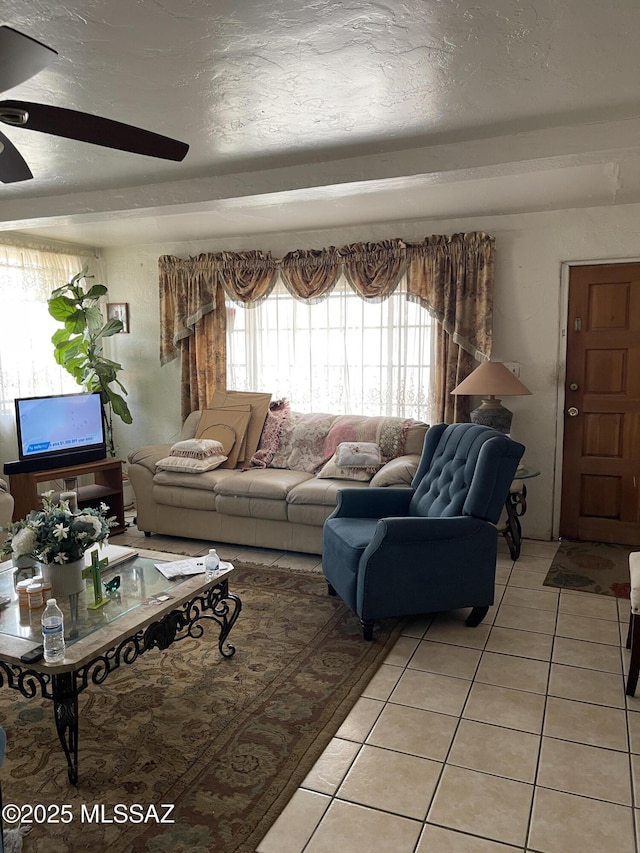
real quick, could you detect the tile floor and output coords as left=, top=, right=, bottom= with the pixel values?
left=115, top=520, right=639, bottom=853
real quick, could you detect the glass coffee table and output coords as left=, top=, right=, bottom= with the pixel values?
left=0, top=551, right=242, bottom=784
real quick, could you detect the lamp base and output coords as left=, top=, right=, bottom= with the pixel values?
left=470, top=398, right=513, bottom=434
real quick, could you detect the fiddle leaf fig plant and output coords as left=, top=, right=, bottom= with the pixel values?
left=48, top=268, right=132, bottom=457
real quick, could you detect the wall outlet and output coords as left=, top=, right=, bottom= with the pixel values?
left=504, top=361, right=521, bottom=377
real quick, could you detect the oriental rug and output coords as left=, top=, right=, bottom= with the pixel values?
left=0, top=557, right=401, bottom=853
left=543, top=538, right=633, bottom=598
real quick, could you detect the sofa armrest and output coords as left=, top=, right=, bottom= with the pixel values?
left=127, top=444, right=172, bottom=474
left=331, top=487, right=413, bottom=520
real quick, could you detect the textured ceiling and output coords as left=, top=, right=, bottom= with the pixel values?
left=1, top=0, right=640, bottom=246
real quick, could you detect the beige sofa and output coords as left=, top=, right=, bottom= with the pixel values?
left=128, top=410, right=428, bottom=555
left=0, top=477, right=14, bottom=547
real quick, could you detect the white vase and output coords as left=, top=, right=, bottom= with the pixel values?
left=40, top=558, right=86, bottom=598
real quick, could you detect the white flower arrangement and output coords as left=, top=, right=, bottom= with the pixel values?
left=2, top=491, right=115, bottom=565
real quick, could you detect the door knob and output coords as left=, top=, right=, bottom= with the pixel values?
left=567, top=407, right=579, bottom=417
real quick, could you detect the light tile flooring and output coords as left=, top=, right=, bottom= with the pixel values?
left=115, top=521, right=639, bottom=853
left=256, top=539, right=640, bottom=853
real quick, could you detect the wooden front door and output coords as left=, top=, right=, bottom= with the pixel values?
left=560, top=263, right=640, bottom=545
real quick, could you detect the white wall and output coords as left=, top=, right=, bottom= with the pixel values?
left=100, top=202, right=640, bottom=542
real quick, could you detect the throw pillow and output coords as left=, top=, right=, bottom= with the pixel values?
left=155, top=453, right=227, bottom=474
left=316, top=453, right=374, bottom=481
left=370, top=454, right=420, bottom=487
left=335, top=441, right=381, bottom=469
left=169, top=438, right=225, bottom=459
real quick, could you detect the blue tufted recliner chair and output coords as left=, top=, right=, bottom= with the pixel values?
left=322, top=423, right=525, bottom=640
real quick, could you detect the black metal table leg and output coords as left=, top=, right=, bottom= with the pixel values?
left=502, top=484, right=528, bottom=560
left=212, top=580, right=242, bottom=657
left=51, top=671, right=79, bottom=785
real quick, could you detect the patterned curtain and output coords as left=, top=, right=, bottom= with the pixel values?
left=158, top=232, right=494, bottom=423
left=407, top=232, right=494, bottom=422
left=432, top=323, right=475, bottom=423
left=158, top=254, right=219, bottom=366
left=179, top=284, right=227, bottom=421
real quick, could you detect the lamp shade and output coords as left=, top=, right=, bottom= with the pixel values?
left=451, top=362, right=531, bottom=433
left=450, top=362, right=532, bottom=397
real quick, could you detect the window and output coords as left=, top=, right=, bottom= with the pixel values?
left=227, top=274, right=434, bottom=420
left=0, top=244, right=85, bottom=465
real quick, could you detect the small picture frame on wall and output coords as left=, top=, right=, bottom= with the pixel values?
left=106, top=302, right=130, bottom=333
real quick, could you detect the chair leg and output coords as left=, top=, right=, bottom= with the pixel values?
left=327, top=583, right=337, bottom=596
left=361, top=620, right=374, bottom=641
left=465, top=606, right=489, bottom=627
left=626, top=612, right=640, bottom=696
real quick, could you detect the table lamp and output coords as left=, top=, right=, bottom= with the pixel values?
left=451, top=361, right=531, bottom=434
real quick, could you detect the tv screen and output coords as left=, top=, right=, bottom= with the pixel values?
left=15, top=392, right=106, bottom=466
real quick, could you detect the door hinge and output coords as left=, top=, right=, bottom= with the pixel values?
left=574, top=317, right=582, bottom=332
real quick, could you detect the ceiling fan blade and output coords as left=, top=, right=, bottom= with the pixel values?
left=0, top=27, right=57, bottom=93
left=0, top=129, right=33, bottom=183
left=0, top=100, right=189, bottom=161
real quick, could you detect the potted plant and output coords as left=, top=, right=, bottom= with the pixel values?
left=48, top=268, right=132, bottom=457
left=2, top=491, right=115, bottom=597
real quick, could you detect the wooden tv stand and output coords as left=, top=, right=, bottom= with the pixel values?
left=8, top=458, right=125, bottom=535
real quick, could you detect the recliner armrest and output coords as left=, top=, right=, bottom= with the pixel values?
left=331, top=487, right=413, bottom=520
left=367, top=515, right=491, bottom=549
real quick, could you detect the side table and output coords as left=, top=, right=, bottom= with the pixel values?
left=500, top=467, right=540, bottom=560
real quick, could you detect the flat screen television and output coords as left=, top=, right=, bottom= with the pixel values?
left=11, top=391, right=107, bottom=472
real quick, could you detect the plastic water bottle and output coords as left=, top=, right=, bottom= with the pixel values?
left=204, top=548, right=220, bottom=580
left=42, top=598, right=65, bottom=663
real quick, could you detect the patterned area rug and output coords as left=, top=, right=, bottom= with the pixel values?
left=0, top=561, right=401, bottom=852
left=543, top=539, right=633, bottom=598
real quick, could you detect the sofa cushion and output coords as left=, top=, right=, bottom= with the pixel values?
left=153, top=468, right=238, bottom=490
left=288, top=477, right=370, bottom=507
left=152, top=483, right=218, bottom=511
left=215, top=494, right=289, bottom=521
left=287, top=477, right=370, bottom=527
left=215, top=468, right=313, bottom=500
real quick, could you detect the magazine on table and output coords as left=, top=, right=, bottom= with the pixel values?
left=154, top=557, right=234, bottom=580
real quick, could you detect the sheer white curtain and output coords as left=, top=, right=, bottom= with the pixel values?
left=227, top=273, right=435, bottom=420
left=0, top=244, right=86, bottom=469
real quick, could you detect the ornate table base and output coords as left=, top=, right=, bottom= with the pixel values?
left=502, top=483, right=528, bottom=560
left=0, top=578, right=241, bottom=784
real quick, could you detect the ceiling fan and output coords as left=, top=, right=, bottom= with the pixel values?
left=0, top=25, right=189, bottom=183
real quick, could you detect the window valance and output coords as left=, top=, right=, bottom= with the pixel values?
left=159, top=231, right=494, bottom=367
